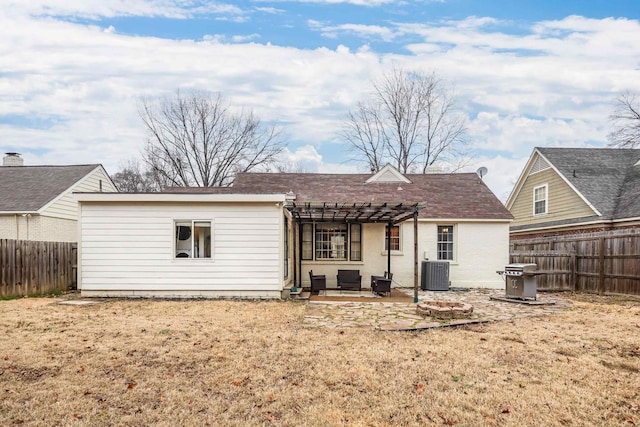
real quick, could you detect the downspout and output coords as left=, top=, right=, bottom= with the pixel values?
left=15, top=214, right=19, bottom=239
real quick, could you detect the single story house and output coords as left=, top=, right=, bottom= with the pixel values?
left=76, top=165, right=513, bottom=299
left=506, top=147, right=640, bottom=238
left=0, top=153, right=117, bottom=242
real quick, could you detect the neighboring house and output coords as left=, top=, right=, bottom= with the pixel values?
left=506, top=147, right=640, bottom=238
left=0, top=153, right=117, bottom=242
left=76, top=164, right=513, bottom=298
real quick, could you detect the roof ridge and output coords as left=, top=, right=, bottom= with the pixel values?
left=0, top=164, right=101, bottom=168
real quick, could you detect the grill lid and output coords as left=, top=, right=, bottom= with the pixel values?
left=505, top=263, right=537, bottom=272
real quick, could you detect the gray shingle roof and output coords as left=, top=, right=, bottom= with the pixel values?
left=0, top=165, right=100, bottom=212
left=229, top=171, right=513, bottom=220
left=536, top=147, right=640, bottom=220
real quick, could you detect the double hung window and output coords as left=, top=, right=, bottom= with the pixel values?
left=437, top=225, right=454, bottom=261
left=385, top=225, right=400, bottom=251
left=533, top=184, right=548, bottom=215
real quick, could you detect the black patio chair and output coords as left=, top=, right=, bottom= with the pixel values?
left=309, top=270, right=326, bottom=294
left=371, top=272, right=393, bottom=296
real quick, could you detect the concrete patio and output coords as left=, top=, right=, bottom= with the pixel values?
left=302, top=288, right=572, bottom=330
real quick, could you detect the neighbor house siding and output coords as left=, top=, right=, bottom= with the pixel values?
left=79, top=201, right=282, bottom=298
left=301, top=220, right=509, bottom=289
left=43, top=167, right=117, bottom=221
left=510, top=167, right=595, bottom=227
left=0, top=215, right=77, bottom=242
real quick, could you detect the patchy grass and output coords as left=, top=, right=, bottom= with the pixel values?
left=0, top=295, right=638, bottom=426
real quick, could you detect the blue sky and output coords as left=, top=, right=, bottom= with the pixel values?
left=1, top=0, right=640, bottom=199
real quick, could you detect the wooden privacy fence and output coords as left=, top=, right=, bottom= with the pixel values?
left=0, top=239, right=76, bottom=298
left=510, top=229, right=640, bottom=296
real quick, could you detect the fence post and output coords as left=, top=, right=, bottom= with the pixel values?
left=598, top=237, right=605, bottom=295
left=570, top=253, right=577, bottom=292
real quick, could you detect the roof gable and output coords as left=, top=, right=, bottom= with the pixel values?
left=0, top=165, right=101, bottom=212
left=507, top=147, right=640, bottom=221
left=365, top=164, right=411, bottom=184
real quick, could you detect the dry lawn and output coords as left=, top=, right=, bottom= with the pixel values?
left=0, top=294, right=639, bottom=426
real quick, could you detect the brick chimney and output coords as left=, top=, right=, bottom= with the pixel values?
left=2, top=153, right=23, bottom=166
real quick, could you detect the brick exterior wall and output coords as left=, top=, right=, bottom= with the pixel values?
left=0, top=215, right=77, bottom=242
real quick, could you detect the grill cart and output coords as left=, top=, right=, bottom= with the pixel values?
left=497, top=263, right=539, bottom=300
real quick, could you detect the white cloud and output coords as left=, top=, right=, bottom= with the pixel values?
left=255, top=7, right=285, bottom=14
left=261, top=0, right=398, bottom=5
left=4, top=0, right=245, bottom=20
left=1, top=9, right=639, bottom=200
left=308, top=20, right=398, bottom=41
left=464, top=154, right=529, bottom=202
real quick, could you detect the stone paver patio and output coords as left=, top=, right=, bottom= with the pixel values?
left=302, top=288, right=572, bottom=330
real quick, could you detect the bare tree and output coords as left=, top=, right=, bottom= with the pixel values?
left=272, top=160, right=308, bottom=173
left=341, top=68, right=468, bottom=173
left=139, top=91, right=286, bottom=187
left=110, top=159, right=165, bottom=192
left=608, top=91, right=640, bottom=148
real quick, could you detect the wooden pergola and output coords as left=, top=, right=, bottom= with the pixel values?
left=286, top=201, right=426, bottom=303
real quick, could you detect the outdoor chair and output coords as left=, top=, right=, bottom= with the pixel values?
left=371, top=271, right=393, bottom=296
left=309, top=270, right=326, bottom=294
left=337, top=269, right=361, bottom=291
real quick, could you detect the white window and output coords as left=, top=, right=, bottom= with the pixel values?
left=175, top=220, right=211, bottom=259
left=437, top=225, right=454, bottom=261
left=533, top=184, right=548, bottom=215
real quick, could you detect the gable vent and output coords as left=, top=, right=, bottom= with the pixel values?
left=530, top=156, right=550, bottom=175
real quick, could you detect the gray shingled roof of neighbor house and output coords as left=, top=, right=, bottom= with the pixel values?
left=536, top=147, right=640, bottom=220
left=0, top=165, right=99, bottom=212
left=230, top=172, right=513, bottom=220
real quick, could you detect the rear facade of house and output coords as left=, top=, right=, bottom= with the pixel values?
left=77, top=166, right=513, bottom=298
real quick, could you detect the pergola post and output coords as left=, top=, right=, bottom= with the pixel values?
left=292, top=219, right=297, bottom=291
left=297, top=222, right=303, bottom=290
left=386, top=221, right=392, bottom=275
left=413, top=210, right=419, bottom=303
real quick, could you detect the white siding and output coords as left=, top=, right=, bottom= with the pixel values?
left=79, top=201, right=282, bottom=298
left=43, top=167, right=117, bottom=221
left=301, top=220, right=509, bottom=290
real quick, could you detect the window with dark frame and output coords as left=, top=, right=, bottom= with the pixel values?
left=437, top=225, right=454, bottom=261
left=175, top=220, right=211, bottom=259
left=301, top=223, right=361, bottom=261
left=385, top=225, right=400, bottom=251
left=301, top=223, right=313, bottom=260
left=350, top=223, right=361, bottom=261
left=315, top=223, right=348, bottom=260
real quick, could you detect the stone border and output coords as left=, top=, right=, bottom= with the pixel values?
left=416, top=301, right=473, bottom=319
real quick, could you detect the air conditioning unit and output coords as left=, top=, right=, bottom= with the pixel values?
left=421, top=261, right=450, bottom=291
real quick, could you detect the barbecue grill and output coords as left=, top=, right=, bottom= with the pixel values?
left=496, top=263, right=539, bottom=300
